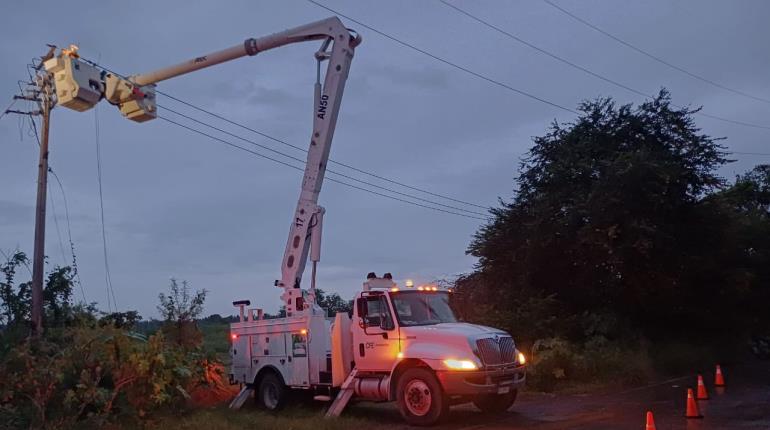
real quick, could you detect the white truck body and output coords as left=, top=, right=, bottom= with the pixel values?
left=230, top=278, right=526, bottom=425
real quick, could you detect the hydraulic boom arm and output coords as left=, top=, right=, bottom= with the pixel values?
left=44, top=17, right=361, bottom=317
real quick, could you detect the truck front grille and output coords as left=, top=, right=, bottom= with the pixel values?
left=476, top=336, right=515, bottom=366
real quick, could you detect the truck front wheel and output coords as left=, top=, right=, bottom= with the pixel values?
left=473, top=390, right=517, bottom=414
left=396, top=368, right=448, bottom=426
left=256, top=372, right=288, bottom=411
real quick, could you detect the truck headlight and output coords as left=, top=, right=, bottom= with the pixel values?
left=518, top=352, right=526, bottom=365
left=444, top=359, right=478, bottom=370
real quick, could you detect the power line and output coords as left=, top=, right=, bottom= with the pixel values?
left=440, top=0, right=770, bottom=131
left=541, top=0, right=770, bottom=106
left=79, top=56, right=494, bottom=211
left=0, top=98, right=18, bottom=121
left=49, top=168, right=87, bottom=303
left=94, top=106, right=118, bottom=311
left=27, top=110, right=88, bottom=304
left=307, top=0, right=770, bottom=130
left=305, top=0, right=579, bottom=115
left=47, top=183, right=68, bottom=266
left=158, top=115, right=488, bottom=221
left=160, top=104, right=488, bottom=216
left=157, top=91, right=492, bottom=210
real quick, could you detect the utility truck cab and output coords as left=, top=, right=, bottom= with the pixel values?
left=348, top=274, right=526, bottom=425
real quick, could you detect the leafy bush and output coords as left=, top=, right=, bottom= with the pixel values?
left=0, top=256, right=224, bottom=429
left=0, top=324, right=214, bottom=429
left=527, top=336, right=654, bottom=392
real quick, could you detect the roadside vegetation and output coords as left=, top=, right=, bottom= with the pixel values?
left=451, top=90, right=770, bottom=391
left=0, top=262, right=228, bottom=429
left=2, top=89, right=768, bottom=427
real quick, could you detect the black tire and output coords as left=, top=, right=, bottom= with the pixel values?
left=396, top=368, right=448, bottom=426
left=256, top=372, right=288, bottom=411
left=473, top=389, right=517, bottom=414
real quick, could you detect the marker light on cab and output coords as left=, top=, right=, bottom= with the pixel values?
left=443, top=359, right=478, bottom=370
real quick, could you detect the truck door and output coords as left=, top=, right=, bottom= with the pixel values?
left=352, top=294, right=400, bottom=371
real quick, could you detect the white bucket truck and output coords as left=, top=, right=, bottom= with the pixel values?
left=41, top=15, right=525, bottom=427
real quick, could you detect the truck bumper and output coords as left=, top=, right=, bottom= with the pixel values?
left=436, top=364, right=526, bottom=396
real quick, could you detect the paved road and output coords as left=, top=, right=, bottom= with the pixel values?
left=345, top=362, right=770, bottom=429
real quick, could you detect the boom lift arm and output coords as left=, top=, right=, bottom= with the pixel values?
left=44, top=17, right=361, bottom=317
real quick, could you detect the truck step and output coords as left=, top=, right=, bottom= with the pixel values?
left=228, top=386, right=253, bottom=410
left=314, top=395, right=332, bottom=401
left=325, top=368, right=358, bottom=418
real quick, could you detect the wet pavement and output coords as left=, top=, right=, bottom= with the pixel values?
left=347, top=362, right=770, bottom=429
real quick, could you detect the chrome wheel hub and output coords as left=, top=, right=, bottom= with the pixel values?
left=404, top=379, right=432, bottom=416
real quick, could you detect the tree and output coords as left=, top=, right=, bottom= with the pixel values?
left=316, top=289, right=353, bottom=317
left=0, top=251, right=78, bottom=330
left=157, top=279, right=207, bottom=348
left=0, top=252, right=31, bottom=326
left=458, top=90, right=746, bottom=343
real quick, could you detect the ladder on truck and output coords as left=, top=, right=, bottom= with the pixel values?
left=325, top=368, right=359, bottom=418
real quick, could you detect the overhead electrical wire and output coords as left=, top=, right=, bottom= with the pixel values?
left=158, top=115, right=488, bottom=221
left=160, top=104, right=489, bottom=217
left=157, top=90, right=492, bottom=210
left=542, top=0, right=770, bottom=106
left=94, top=106, right=119, bottom=311
left=27, top=114, right=88, bottom=302
left=49, top=167, right=87, bottom=303
left=47, top=184, right=68, bottom=266
left=439, top=0, right=770, bottom=131
left=305, top=0, right=579, bottom=115
left=79, top=56, right=495, bottom=213
left=307, top=0, right=770, bottom=131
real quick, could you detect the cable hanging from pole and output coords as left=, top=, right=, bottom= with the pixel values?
left=94, top=105, right=119, bottom=312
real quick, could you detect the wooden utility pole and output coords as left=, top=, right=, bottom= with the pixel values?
left=30, top=68, right=53, bottom=336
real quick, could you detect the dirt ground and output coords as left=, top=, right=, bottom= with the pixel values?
left=340, top=361, right=770, bottom=429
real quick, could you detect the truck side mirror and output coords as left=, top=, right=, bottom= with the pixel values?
left=356, top=298, right=369, bottom=329
left=379, top=296, right=395, bottom=331
left=356, top=298, right=367, bottom=320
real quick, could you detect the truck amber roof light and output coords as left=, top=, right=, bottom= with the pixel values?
left=300, top=328, right=308, bottom=335
left=390, top=287, right=399, bottom=292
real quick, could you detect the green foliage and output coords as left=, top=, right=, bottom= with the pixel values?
left=316, top=289, right=353, bottom=317
left=158, top=279, right=207, bottom=349
left=527, top=336, right=654, bottom=392
left=0, top=323, right=211, bottom=429
left=199, top=321, right=230, bottom=357
left=0, top=251, right=31, bottom=327
left=0, top=257, right=222, bottom=428
left=456, top=91, right=770, bottom=389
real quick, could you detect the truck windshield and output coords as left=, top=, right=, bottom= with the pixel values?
left=390, top=291, right=457, bottom=326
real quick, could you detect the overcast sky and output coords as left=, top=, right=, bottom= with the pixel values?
left=1, top=0, right=768, bottom=319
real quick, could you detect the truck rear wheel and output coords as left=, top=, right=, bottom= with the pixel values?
left=396, top=368, right=448, bottom=426
left=256, top=372, right=288, bottom=411
left=473, top=389, right=517, bottom=414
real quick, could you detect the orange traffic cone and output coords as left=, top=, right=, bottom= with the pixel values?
left=645, top=411, right=657, bottom=430
left=685, top=388, right=703, bottom=419
left=715, top=364, right=725, bottom=387
left=696, top=374, right=709, bottom=400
